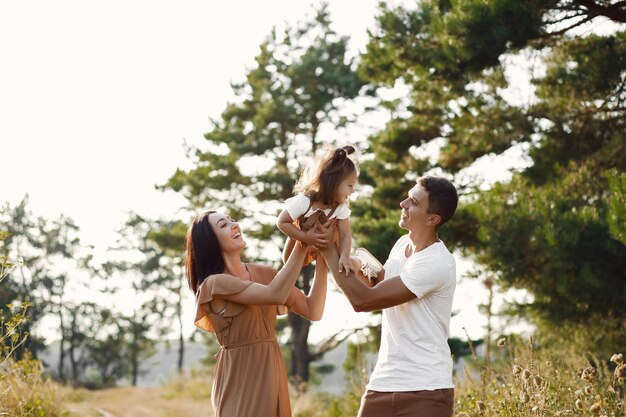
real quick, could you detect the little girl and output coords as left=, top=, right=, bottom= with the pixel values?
left=277, top=145, right=358, bottom=274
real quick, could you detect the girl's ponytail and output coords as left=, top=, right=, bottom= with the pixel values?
left=333, top=145, right=356, bottom=163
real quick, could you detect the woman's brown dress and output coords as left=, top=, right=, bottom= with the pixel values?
left=194, top=264, right=292, bottom=417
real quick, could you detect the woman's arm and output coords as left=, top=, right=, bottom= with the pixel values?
left=218, top=243, right=307, bottom=306
left=286, top=258, right=328, bottom=321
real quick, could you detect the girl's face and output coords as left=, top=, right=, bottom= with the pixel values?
left=334, top=171, right=358, bottom=205
left=208, top=212, right=246, bottom=252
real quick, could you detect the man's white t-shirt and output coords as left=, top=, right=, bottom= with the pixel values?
left=367, top=234, right=456, bottom=392
left=284, top=193, right=351, bottom=221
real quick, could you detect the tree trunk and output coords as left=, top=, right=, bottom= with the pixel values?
left=57, top=306, right=66, bottom=382
left=131, top=320, right=139, bottom=386
left=69, top=310, right=79, bottom=382
left=177, top=284, right=185, bottom=372
left=287, top=264, right=314, bottom=389
left=288, top=313, right=310, bottom=387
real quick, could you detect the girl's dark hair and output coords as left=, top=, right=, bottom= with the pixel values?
left=294, top=145, right=358, bottom=206
left=185, top=211, right=225, bottom=294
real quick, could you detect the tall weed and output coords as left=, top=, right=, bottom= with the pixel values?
left=1, top=231, right=65, bottom=417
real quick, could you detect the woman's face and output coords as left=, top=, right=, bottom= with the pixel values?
left=208, top=212, right=246, bottom=253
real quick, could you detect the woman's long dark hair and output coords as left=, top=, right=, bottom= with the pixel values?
left=185, top=211, right=225, bottom=294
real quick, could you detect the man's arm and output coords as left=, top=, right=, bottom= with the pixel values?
left=320, top=242, right=415, bottom=312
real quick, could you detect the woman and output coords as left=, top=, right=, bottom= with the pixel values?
left=186, top=210, right=328, bottom=417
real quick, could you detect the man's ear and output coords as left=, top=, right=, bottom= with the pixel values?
left=428, top=214, right=442, bottom=227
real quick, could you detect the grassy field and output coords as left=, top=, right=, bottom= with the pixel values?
left=61, top=385, right=214, bottom=417
left=2, top=336, right=624, bottom=417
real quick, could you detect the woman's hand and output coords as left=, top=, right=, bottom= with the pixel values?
left=303, top=225, right=328, bottom=250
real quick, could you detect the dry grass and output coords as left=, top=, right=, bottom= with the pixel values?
left=61, top=369, right=214, bottom=417
left=453, top=335, right=625, bottom=417
left=0, top=355, right=67, bottom=417
left=18, top=333, right=622, bottom=417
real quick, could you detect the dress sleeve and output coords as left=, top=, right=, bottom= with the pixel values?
left=194, top=274, right=253, bottom=332
left=285, top=194, right=311, bottom=221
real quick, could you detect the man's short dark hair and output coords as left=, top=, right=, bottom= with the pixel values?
left=418, top=176, right=458, bottom=229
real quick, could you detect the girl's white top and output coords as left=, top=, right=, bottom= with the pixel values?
left=285, top=193, right=351, bottom=221
left=367, top=235, right=457, bottom=392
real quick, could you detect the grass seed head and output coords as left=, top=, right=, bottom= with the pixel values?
left=614, top=363, right=626, bottom=381
left=575, top=398, right=583, bottom=410
left=580, top=366, right=597, bottom=383
left=590, top=401, right=602, bottom=414
left=609, top=353, right=623, bottom=365
left=519, top=390, right=529, bottom=403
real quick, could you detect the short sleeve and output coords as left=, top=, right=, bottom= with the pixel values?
left=285, top=194, right=311, bottom=220
left=399, top=254, right=448, bottom=299
left=331, top=203, right=351, bottom=220
left=194, top=274, right=253, bottom=333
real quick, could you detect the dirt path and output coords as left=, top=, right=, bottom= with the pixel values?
left=62, top=385, right=214, bottom=417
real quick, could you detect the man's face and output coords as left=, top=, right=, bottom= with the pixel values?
left=399, top=183, right=431, bottom=231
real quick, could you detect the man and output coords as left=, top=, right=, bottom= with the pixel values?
left=319, top=176, right=458, bottom=417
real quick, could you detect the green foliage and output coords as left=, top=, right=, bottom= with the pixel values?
left=162, top=3, right=368, bottom=384
left=463, top=167, right=626, bottom=333
left=354, top=0, right=626, bottom=354
left=605, top=169, right=626, bottom=245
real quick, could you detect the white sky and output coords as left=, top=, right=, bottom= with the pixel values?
left=0, top=0, right=532, bottom=345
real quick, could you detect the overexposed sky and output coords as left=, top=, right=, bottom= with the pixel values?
left=0, top=0, right=526, bottom=343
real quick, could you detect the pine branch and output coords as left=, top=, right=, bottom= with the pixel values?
left=309, top=328, right=360, bottom=361
left=573, top=0, right=626, bottom=23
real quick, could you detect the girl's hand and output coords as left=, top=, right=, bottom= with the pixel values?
left=338, top=254, right=352, bottom=275
left=349, top=256, right=362, bottom=274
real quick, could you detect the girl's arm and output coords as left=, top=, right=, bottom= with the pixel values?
left=277, top=208, right=327, bottom=249
left=215, top=243, right=307, bottom=306
left=337, top=218, right=353, bottom=273
left=286, top=257, right=328, bottom=321
left=277, top=209, right=307, bottom=242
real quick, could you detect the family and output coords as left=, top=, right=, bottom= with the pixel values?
left=186, top=145, right=459, bottom=417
